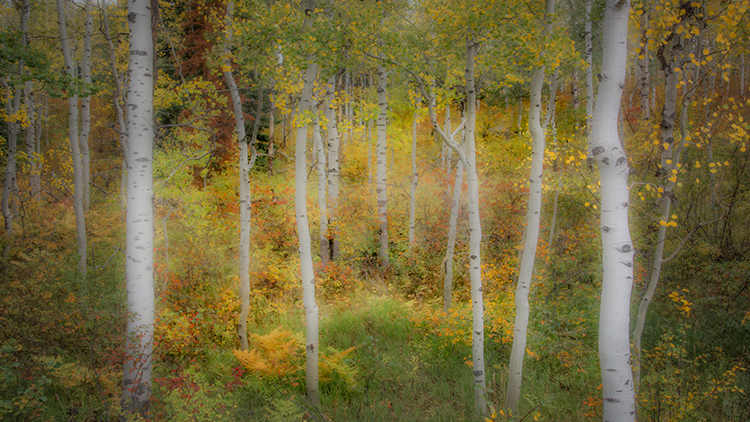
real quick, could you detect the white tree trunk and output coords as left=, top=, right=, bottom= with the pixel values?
left=121, top=0, right=155, bottom=411
left=589, top=1, right=636, bottom=420
left=222, top=0, right=251, bottom=351
left=326, top=76, right=340, bottom=262
left=443, top=145, right=464, bottom=312
left=633, top=95, right=690, bottom=392
left=409, top=110, right=419, bottom=248
left=422, top=38, right=485, bottom=414
left=295, top=0, right=320, bottom=406
left=376, top=61, right=390, bottom=270
left=21, top=0, right=39, bottom=202
left=506, top=0, right=555, bottom=413
left=639, top=12, right=650, bottom=120
left=585, top=0, right=595, bottom=165
left=444, top=105, right=452, bottom=175
left=314, top=116, right=329, bottom=265
left=1, top=81, right=21, bottom=264
left=464, top=38, right=487, bottom=416
left=658, top=37, right=679, bottom=173
left=56, top=0, right=87, bottom=278
left=101, top=0, right=129, bottom=209
left=80, top=0, right=93, bottom=211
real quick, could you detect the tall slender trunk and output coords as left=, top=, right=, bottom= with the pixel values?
left=658, top=36, right=679, bottom=173
left=100, top=0, right=130, bottom=209
left=56, top=0, right=87, bottom=278
left=21, top=0, right=40, bottom=202
left=464, top=37, right=486, bottom=415
left=295, top=0, right=320, bottom=405
left=326, top=76, right=340, bottom=261
left=409, top=110, right=418, bottom=247
left=585, top=0, right=595, bottom=166
left=444, top=105, right=452, bottom=175
left=80, top=0, right=93, bottom=211
left=314, top=116, right=329, bottom=265
left=1, top=81, right=21, bottom=265
left=376, top=61, right=389, bottom=271
left=222, top=0, right=251, bottom=350
left=122, top=0, right=155, bottom=411
left=589, top=1, right=636, bottom=419
left=443, top=145, right=464, bottom=312
left=506, top=0, right=555, bottom=414
left=633, top=96, right=689, bottom=393
left=639, top=12, right=650, bottom=119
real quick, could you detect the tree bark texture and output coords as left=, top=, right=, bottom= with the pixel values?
left=376, top=61, right=389, bottom=271
left=295, top=0, right=320, bottom=406
left=121, top=0, right=155, bottom=411
left=590, top=1, right=636, bottom=420
left=326, top=75, right=340, bottom=262
left=56, top=0, right=87, bottom=278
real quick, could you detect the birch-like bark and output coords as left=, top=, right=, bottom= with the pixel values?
left=222, top=0, right=251, bottom=351
left=295, top=0, right=320, bottom=406
left=658, top=36, right=680, bottom=173
left=1, top=80, right=20, bottom=264
left=100, top=0, right=130, bottom=209
left=409, top=110, right=418, bottom=247
left=420, top=37, right=485, bottom=414
left=464, top=38, right=486, bottom=416
left=80, top=0, right=93, bottom=211
left=585, top=0, right=594, bottom=165
left=314, top=116, right=329, bottom=265
left=443, top=144, right=464, bottom=312
left=444, top=105, right=452, bottom=175
left=590, top=1, right=636, bottom=419
left=325, top=76, right=340, bottom=262
left=56, top=0, right=87, bottom=278
left=376, top=61, right=390, bottom=270
left=21, top=0, right=40, bottom=201
left=122, top=0, right=154, bottom=411
left=506, top=0, right=555, bottom=413
left=633, top=98, right=689, bottom=392
left=639, top=12, right=650, bottom=120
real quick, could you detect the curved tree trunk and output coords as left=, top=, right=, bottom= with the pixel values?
left=589, top=1, right=636, bottom=419
left=121, top=0, right=155, bottom=411
left=506, top=0, right=555, bottom=413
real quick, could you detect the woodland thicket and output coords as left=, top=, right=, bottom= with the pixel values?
left=1, top=0, right=749, bottom=420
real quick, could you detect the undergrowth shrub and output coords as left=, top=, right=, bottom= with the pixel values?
left=232, top=329, right=360, bottom=392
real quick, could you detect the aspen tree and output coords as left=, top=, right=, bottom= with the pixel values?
left=80, top=0, right=92, bottom=211
left=424, top=36, right=486, bottom=414
left=314, top=116, right=329, bottom=266
left=409, top=108, right=418, bottom=247
left=506, top=0, right=555, bottom=413
left=100, top=0, right=130, bottom=209
left=589, top=0, right=636, bottom=419
left=222, top=0, right=251, bottom=351
left=326, top=75, right=341, bottom=262
left=585, top=0, right=594, bottom=165
left=376, top=60, right=390, bottom=270
left=56, top=0, right=86, bottom=277
left=295, top=0, right=321, bottom=405
left=122, top=0, right=155, bottom=410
